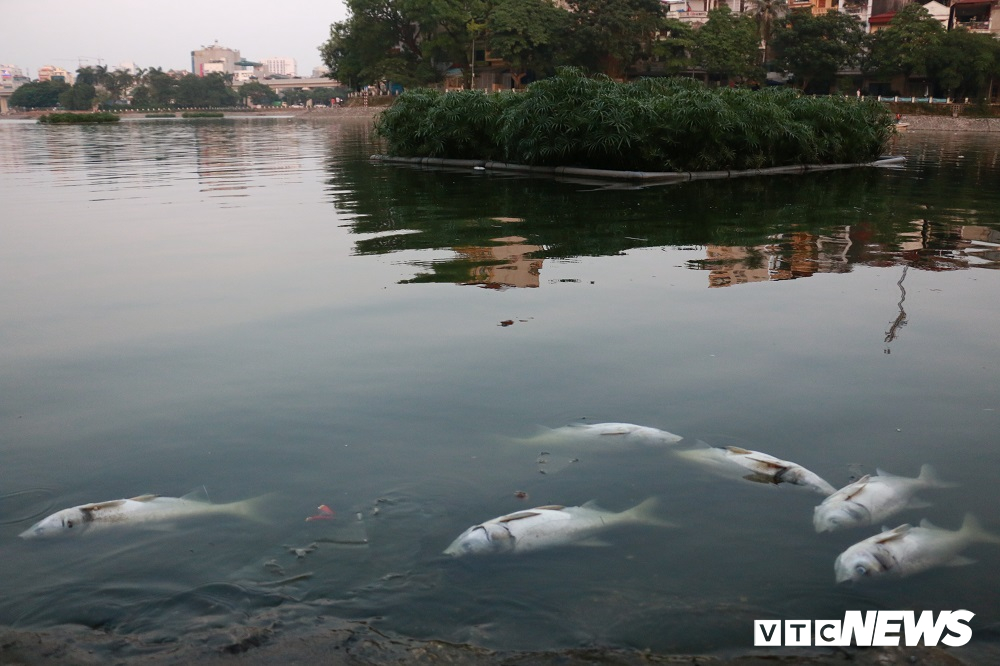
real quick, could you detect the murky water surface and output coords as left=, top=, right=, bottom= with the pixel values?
left=1, top=116, right=999, bottom=659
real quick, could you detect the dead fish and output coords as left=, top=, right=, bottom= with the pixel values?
left=835, top=514, right=1000, bottom=583
left=509, top=423, right=684, bottom=448
left=443, top=497, right=674, bottom=556
left=675, top=445, right=836, bottom=496
left=814, top=464, right=954, bottom=533
left=19, top=489, right=269, bottom=538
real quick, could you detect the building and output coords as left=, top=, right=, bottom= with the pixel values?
left=37, top=65, right=74, bottom=83
left=949, top=0, right=1000, bottom=33
left=191, top=42, right=241, bottom=76
left=1, top=65, right=30, bottom=113
left=263, top=57, right=297, bottom=77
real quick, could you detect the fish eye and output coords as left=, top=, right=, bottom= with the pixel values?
left=66, top=520, right=74, bottom=528
left=855, top=565, right=867, bottom=576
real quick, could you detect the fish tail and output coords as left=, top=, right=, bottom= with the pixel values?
left=917, top=464, right=957, bottom=489
left=960, top=513, right=1000, bottom=545
left=223, top=493, right=276, bottom=524
left=624, top=497, right=676, bottom=529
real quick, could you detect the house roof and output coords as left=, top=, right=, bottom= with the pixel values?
left=868, top=12, right=896, bottom=24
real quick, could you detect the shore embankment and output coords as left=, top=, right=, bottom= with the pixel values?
left=898, top=115, right=1000, bottom=132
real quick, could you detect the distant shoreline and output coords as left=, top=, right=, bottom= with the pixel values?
left=0, top=106, right=383, bottom=121
left=4, top=107, right=998, bottom=131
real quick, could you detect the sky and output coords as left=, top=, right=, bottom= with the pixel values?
left=1, top=0, right=350, bottom=79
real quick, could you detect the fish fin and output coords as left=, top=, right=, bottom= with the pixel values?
left=581, top=499, right=605, bottom=511
left=575, top=538, right=612, bottom=547
left=742, top=472, right=779, bottom=485
left=81, top=499, right=128, bottom=511
left=959, top=514, right=1000, bottom=545
left=623, top=497, right=677, bottom=528
left=917, top=464, right=958, bottom=489
left=906, top=498, right=933, bottom=510
left=533, top=505, right=565, bottom=511
left=874, top=468, right=897, bottom=478
left=180, top=487, right=211, bottom=503
left=129, top=494, right=158, bottom=502
left=841, top=476, right=871, bottom=500
left=725, top=446, right=752, bottom=455
left=498, top=511, right=542, bottom=523
left=875, top=524, right=912, bottom=542
left=945, top=555, right=977, bottom=567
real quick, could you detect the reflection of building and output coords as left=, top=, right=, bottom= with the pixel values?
left=697, top=222, right=1000, bottom=288
left=191, top=42, right=241, bottom=76
left=454, top=236, right=544, bottom=289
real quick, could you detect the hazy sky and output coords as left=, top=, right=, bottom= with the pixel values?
left=1, top=0, right=350, bottom=78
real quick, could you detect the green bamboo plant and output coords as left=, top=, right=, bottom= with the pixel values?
left=375, top=68, right=894, bottom=171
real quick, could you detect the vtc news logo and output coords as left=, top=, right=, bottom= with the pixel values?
left=754, top=610, right=974, bottom=647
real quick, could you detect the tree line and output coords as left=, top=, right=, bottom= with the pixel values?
left=321, top=1, right=1000, bottom=100
left=10, top=65, right=348, bottom=110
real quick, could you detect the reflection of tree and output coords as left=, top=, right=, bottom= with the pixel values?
left=325, top=128, right=1000, bottom=287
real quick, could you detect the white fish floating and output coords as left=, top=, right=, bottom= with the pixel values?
left=19, top=490, right=269, bottom=539
left=674, top=445, right=837, bottom=496
left=813, top=464, right=954, bottom=533
left=443, top=497, right=674, bottom=557
left=834, top=514, right=1000, bottom=583
left=509, top=423, right=684, bottom=448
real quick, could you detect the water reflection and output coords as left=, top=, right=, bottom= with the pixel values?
left=326, top=132, right=1000, bottom=289
left=695, top=221, right=1000, bottom=290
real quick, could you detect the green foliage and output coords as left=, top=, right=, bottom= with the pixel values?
left=38, top=112, right=120, bottom=124
left=693, top=7, right=763, bottom=84
left=175, top=73, right=239, bottom=107
left=320, top=0, right=467, bottom=89
left=375, top=69, right=894, bottom=171
left=10, top=80, right=70, bottom=109
left=564, top=0, right=666, bottom=79
left=375, top=89, right=518, bottom=159
left=181, top=112, right=225, bottom=118
left=145, top=113, right=177, bottom=118
left=647, top=18, right=696, bottom=77
left=773, top=10, right=865, bottom=93
left=865, top=4, right=944, bottom=80
left=238, top=81, right=280, bottom=105
left=489, top=0, right=571, bottom=85
left=927, top=29, right=1000, bottom=100
left=59, top=82, right=97, bottom=110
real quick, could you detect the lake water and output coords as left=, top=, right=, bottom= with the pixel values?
left=1, top=116, right=999, bottom=662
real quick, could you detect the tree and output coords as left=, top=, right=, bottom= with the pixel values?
left=865, top=4, right=943, bottom=82
left=239, top=81, right=280, bottom=105
left=319, top=0, right=472, bottom=89
left=747, top=0, right=787, bottom=65
left=105, top=70, right=135, bottom=103
left=146, top=68, right=177, bottom=105
left=692, top=7, right=762, bottom=84
left=772, top=10, right=865, bottom=93
left=489, top=0, right=571, bottom=87
left=927, top=28, right=1000, bottom=100
left=59, top=81, right=97, bottom=110
left=74, top=66, right=98, bottom=85
left=645, top=18, right=696, bottom=77
left=564, top=0, right=665, bottom=79
left=175, top=73, right=239, bottom=107
left=9, top=80, right=70, bottom=109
